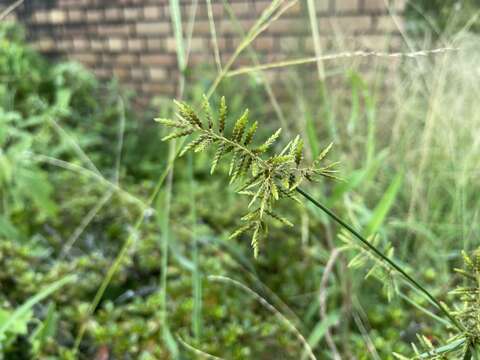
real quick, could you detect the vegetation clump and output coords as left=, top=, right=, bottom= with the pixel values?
left=157, top=97, right=337, bottom=257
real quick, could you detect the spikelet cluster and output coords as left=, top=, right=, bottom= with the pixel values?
left=395, top=249, right=480, bottom=359
left=452, top=250, right=480, bottom=345
left=156, top=96, right=338, bottom=257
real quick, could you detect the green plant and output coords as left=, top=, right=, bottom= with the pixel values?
left=156, top=96, right=338, bottom=257
left=157, top=96, right=480, bottom=359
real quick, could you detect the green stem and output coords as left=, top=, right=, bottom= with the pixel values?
left=295, top=186, right=464, bottom=332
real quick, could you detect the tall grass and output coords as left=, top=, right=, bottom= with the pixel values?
left=8, top=1, right=477, bottom=358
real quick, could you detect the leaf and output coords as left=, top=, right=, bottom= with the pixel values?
left=365, top=173, right=403, bottom=236
left=30, top=303, right=59, bottom=355
left=180, top=135, right=208, bottom=156
left=266, top=210, right=293, bottom=227
left=270, top=179, right=279, bottom=200
left=269, top=155, right=293, bottom=165
left=193, top=137, right=212, bottom=153
left=230, top=154, right=248, bottom=183
left=201, top=94, right=213, bottom=129
left=302, top=313, right=339, bottom=360
left=154, top=118, right=185, bottom=128
left=306, top=117, right=319, bottom=157
left=162, top=129, right=194, bottom=141
left=228, top=150, right=239, bottom=176
left=237, top=172, right=263, bottom=192
left=174, top=100, right=203, bottom=128
left=314, top=142, right=333, bottom=165
left=251, top=222, right=261, bottom=258
left=296, top=140, right=304, bottom=166
left=218, top=96, right=227, bottom=133
left=231, top=109, right=249, bottom=142
left=229, top=223, right=253, bottom=239
left=0, top=216, right=20, bottom=239
left=256, top=128, right=281, bottom=153
left=0, top=275, right=76, bottom=342
left=210, top=143, right=226, bottom=174
left=244, top=121, right=258, bottom=146
left=248, top=182, right=266, bottom=208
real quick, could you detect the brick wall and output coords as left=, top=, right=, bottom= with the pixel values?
left=3, top=0, right=405, bottom=101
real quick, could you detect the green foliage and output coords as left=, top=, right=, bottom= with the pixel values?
left=405, top=0, right=480, bottom=34
left=157, top=97, right=338, bottom=257
left=1, top=13, right=479, bottom=360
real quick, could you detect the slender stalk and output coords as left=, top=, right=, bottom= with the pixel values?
left=295, top=186, right=464, bottom=332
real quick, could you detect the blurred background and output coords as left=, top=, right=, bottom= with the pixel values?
left=0, top=0, right=479, bottom=359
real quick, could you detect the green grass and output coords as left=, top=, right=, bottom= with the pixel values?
left=1, top=3, right=480, bottom=359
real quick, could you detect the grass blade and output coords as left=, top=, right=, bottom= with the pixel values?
left=302, top=313, right=339, bottom=360
left=0, top=274, right=75, bottom=341
left=365, top=173, right=403, bottom=236
left=188, top=153, right=202, bottom=340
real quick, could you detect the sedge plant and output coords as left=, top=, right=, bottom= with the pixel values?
left=156, top=96, right=477, bottom=358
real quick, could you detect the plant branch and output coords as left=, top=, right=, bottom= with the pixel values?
left=295, top=186, right=464, bottom=332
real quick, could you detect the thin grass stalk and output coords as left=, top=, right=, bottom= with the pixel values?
left=48, top=117, right=102, bottom=176
left=208, top=275, right=316, bottom=360
left=226, top=48, right=458, bottom=77
left=177, top=336, right=225, bottom=359
left=188, top=153, right=202, bottom=340
left=0, top=0, right=24, bottom=20
left=206, top=0, right=222, bottom=73
left=159, top=140, right=177, bottom=356
left=59, top=98, right=125, bottom=257
left=28, top=153, right=146, bottom=208
left=72, top=146, right=179, bottom=352
left=221, top=0, right=290, bottom=134
left=306, top=0, right=325, bottom=80
left=295, top=186, right=464, bottom=332
left=160, top=0, right=187, bottom=355
left=184, top=0, right=199, bottom=64
left=206, top=0, right=298, bottom=98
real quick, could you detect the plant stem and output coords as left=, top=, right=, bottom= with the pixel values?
left=295, top=186, right=464, bottom=332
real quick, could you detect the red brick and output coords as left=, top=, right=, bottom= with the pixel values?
left=124, top=7, right=142, bottom=20
left=90, top=39, right=104, bottom=51
left=140, top=54, right=175, bottom=66
left=149, top=67, right=167, bottom=80
left=144, top=5, right=162, bottom=19
left=254, top=37, right=275, bottom=51
left=113, top=67, right=129, bottom=80
left=75, top=53, right=97, bottom=64
left=136, top=22, right=170, bottom=35
left=375, top=14, right=403, bottom=32
left=98, top=25, right=132, bottom=36
left=192, top=21, right=210, bottom=35
left=336, top=0, right=359, bottom=12
left=321, top=15, right=372, bottom=33
left=49, top=10, right=66, bottom=24
left=117, top=54, right=137, bottom=64
left=86, top=10, right=102, bottom=22
left=363, top=0, right=388, bottom=11
left=131, top=68, right=146, bottom=80
left=93, top=68, right=111, bottom=78
left=128, top=38, right=145, bottom=52
left=67, top=9, right=83, bottom=22
left=108, top=38, right=125, bottom=52
left=268, top=19, right=307, bottom=35
left=230, top=2, right=250, bottom=16
left=279, top=36, right=303, bottom=52
left=147, top=38, right=164, bottom=50
left=33, top=38, right=55, bottom=51
left=73, top=38, right=89, bottom=50
left=33, top=11, right=49, bottom=23
left=105, top=8, right=122, bottom=21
